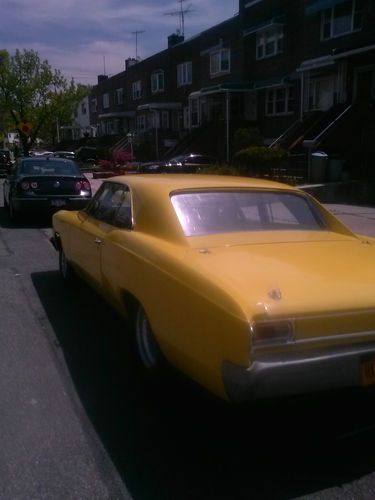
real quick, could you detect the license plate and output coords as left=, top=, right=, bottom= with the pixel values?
left=360, top=357, right=375, bottom=386
left=51, top=199, right=66, bottom=207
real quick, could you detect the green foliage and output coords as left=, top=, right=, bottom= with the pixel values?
left=231, top=146, right=289, bottom=176
left=199, top=164, right=241, bottom=176
left=0, top=49, right=90, bottom=154
left=232, top=127, right=263, bottom=153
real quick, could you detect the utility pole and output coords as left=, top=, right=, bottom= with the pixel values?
left=164, top=0, right=195, bottom=37
left=131, top=30, right=145, bottom=60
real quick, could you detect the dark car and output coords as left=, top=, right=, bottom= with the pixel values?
left=3, top=157, right=92, bottom=222
left=140, top=153, right=217, bottom=173
left=75, top=146, right=97, bottom=162
left=53, top=151, right=76, bottom=159
left=0, top=149, right=12, bottom=176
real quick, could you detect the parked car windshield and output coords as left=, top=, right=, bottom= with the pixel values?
left=171, top=190, right=326, bottom=236
left=20, top=160, right=81, bottom=176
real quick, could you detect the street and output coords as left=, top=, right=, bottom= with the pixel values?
left=1, top=177, right=375, bottom=499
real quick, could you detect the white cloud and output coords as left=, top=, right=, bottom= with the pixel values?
left=2, top=0, right=238, bottom=84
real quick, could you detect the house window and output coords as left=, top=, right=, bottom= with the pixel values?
left=103, top=93, right=109, bottom=109
left=91, top=98, right=97, bottom=113
left=210, top=49, right=230, bottom=76
left=114, top=88, right=124, bottom=105
left=132, top=80, right=142, bottom=100
left=177, top=61, right=192, bottom=87
left=256, top=25, right=283, bottom=59
left=321, top=0, right=363, bottom=40
left=266, top=86, right=294, bottom=115
left=151, top=70, right=165, bottom=93
left=81, top=102, right=87, bottom=115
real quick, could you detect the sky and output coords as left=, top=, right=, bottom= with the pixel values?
left=1, top=0, right=239, bottom=85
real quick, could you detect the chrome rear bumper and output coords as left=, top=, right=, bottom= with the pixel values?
left=222, top=342, right=375, bottom=402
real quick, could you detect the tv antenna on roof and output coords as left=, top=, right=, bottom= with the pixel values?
left=131, top=30, right=145, bottom=59
left=164, top=0, right=195, bottom=37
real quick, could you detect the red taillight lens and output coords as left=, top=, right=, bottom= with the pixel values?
left=251, top=321, right=294, bottom=348
left=75, top=180, right=91, bottom=192
left=21, top=181, right=38, bottom=190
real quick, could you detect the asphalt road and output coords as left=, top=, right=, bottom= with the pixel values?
left=1, top=178, right=375, bottom=499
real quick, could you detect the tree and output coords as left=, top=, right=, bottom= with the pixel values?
left=0, top=49, right=89, bottom=154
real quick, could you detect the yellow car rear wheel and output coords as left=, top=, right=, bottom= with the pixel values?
left=59, top=249, right=74, bottom=283
left=135, top=306, right=162, bottom=370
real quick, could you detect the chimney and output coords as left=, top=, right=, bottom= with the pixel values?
left=97, top=74, right=108, bottom=83
left=168, top=33, right=184, bottom=48
left=125, top=58, right=137, bottom=70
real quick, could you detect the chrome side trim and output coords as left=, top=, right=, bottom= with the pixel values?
left=294, top=329, right=375, bottom=347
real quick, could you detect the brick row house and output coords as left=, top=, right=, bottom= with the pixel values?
left=86, top=0, right=375, bottom=178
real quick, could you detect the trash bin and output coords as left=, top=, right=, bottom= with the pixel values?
left=310, top=151, right=328, bottom=183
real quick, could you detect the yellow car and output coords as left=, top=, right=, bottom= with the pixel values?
left=51, top=174, right=375, bottom=402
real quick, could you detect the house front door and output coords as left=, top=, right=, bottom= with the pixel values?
left=354, top=66, right=375, bottom=102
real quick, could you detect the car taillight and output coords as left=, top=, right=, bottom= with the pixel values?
left=251, top=320, right=294, bottom=348
left=21, top=181, right=38, bottom=190
left=75, top=180, right=91, bottom=192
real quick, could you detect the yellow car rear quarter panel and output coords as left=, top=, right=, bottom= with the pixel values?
left=102, top=232, right=251, bottom=400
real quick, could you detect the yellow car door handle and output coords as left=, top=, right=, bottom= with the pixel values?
left=94, top=238, right=102, bottom=245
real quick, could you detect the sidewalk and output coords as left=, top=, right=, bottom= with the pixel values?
left=325, top=204, right=375, bottom=237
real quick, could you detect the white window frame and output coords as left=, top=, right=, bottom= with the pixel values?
left=114, top=88, right=124, bottom=105
left=132, top=80, right=142, bottom=100
left=103, top=93, right=109, bottom=109
left=256, top=25, right=284, bottom=60
left=177, top=61, right=192, bottom=87
left=210, top=49, right=231, bottom=77
left=81, top=102, right=87, bottom=115
left=151, top=70, right=165, bottom=93
left=321, top=0, right=363, bottom=40
left=266, top=86, right=294, bottom=116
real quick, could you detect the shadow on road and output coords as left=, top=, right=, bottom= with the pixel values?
left=0, top=205, right=53, bottom=229
left=32, top=271, right=375, bottom=500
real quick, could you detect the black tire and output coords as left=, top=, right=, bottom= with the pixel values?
left=9, top=197, right=19, bottom=222
left=3, top=190, right=8, bottom=210
left=59, top=248, right=74, bottom=283
left=135, top=305, right=163, bottom=370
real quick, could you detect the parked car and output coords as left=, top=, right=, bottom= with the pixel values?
left=3, top=156, right=92, bottom=222
left=140, top=153, right=217, bottom=173
left=53, top=151, right=76, bottom=159
left=51, top=174, right=375, bottom=402
left=0, top=149, right=12, bottom=176
left=75, top=146, right=97, bottom=162
left=29, top=150, right=54, bottom=157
